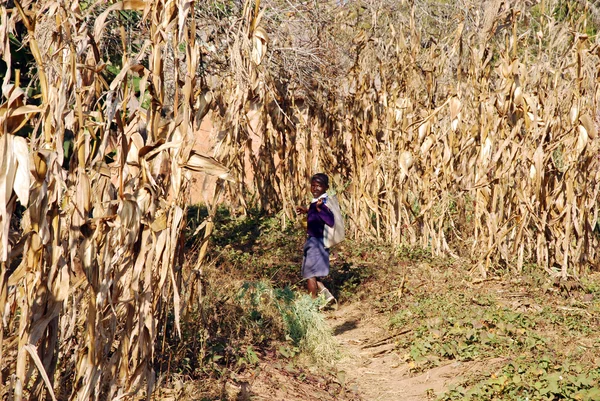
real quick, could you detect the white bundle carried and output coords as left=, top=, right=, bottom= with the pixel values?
left=323, top=194, right=345, bottom=249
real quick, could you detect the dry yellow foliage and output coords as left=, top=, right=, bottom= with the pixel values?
left=1, top=0, right=231, bottom=399
left=2, top=0, right=600, bottom=399
left=211, top=0, right=600, bottom=279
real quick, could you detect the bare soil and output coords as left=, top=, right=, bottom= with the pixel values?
left=222, top=360, right=360, bottom=401
left=326, top=303, right=506, bottom=401
left=205, top=301, right=505, bottom=401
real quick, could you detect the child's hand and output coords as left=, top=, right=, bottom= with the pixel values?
left=316, top=198, right=324, bottom=211
left=296, top=206, right=308, bottom=215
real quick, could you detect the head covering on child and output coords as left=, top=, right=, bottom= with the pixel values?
left=311, top=173, right=329, bottom=187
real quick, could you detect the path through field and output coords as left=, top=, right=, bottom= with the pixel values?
left=215, top=302, right=498, bottom=401
left=327, top=303, right=502, bottom=401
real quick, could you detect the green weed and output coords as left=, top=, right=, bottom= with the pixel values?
left=394, top=296, right=543, bottom=372
left=441, top=360, right=600, bottom=400
left=382, top=267, right=600, bottom=400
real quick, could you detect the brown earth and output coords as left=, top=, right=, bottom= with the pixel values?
left=327, top=303, right=507, bottom=401
left=192, top=301, right=505, bottom=401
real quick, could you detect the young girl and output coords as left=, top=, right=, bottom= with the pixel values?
left=296, top=173, right=335, bottom=305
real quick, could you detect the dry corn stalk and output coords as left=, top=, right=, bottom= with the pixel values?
left=1, top=0, right=231, bottom=399
left=210, top=0, right=600, bottom=278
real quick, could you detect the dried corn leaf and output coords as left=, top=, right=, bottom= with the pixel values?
left=183, top=151, right=234, bottom=181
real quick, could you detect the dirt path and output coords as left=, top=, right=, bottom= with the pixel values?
left=206, top=301, right=503, bottom=401
left=327, top=303, right=500, bottom=401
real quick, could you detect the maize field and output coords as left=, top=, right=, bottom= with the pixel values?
left=211, top=0, right=600, bottom=278
left=1, top=0, right=600, bottom=399
left=1, top=0, right=230, bottom=399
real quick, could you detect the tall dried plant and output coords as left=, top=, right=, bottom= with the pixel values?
left=1, top=0, right=230, bottom=399
left=209, top=0, right=600, bottom=278
left=2, top=0, right=600, bottom=398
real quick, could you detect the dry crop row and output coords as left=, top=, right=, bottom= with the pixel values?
left=0, top=0, right=230, bottom=399
left=211, top=0, right=600, bottom=277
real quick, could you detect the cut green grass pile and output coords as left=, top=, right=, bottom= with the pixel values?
left=238, top=282, right=339, bottom=365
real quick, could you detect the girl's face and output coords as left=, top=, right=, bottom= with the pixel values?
left=310, top=179, right=327, bottom=198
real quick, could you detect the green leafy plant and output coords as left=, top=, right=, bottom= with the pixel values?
left=441, top=360, right=600, bottom=400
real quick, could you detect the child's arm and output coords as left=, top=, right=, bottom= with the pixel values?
left=295, top=205, right=308, bottom=214
left=316, top=199, right=334, bottom=227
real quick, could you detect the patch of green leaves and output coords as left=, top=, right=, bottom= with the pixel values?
left=441, top=360, right=600, bottom=400
left=396, top=245, right=433, bottom=261
left=386, top=272, right=600, bottom=400
left=397, top=301, right=541, bottom=371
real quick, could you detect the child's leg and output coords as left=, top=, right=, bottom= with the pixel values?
left=316, top=279, right=335, bottom=309
left=307, top=277, right=318, bottom=298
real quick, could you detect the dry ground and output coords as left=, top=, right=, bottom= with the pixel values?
left=198, top=300, right=508, bottom=401
left=170, top=211, right=600, bottom=401
left=327, top=303, right=508, bottom=401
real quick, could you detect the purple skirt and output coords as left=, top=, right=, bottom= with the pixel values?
left=302, top=236, right=330, bottom=279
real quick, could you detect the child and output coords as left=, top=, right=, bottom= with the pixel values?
left=296, top=173, right=335, bottom=306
